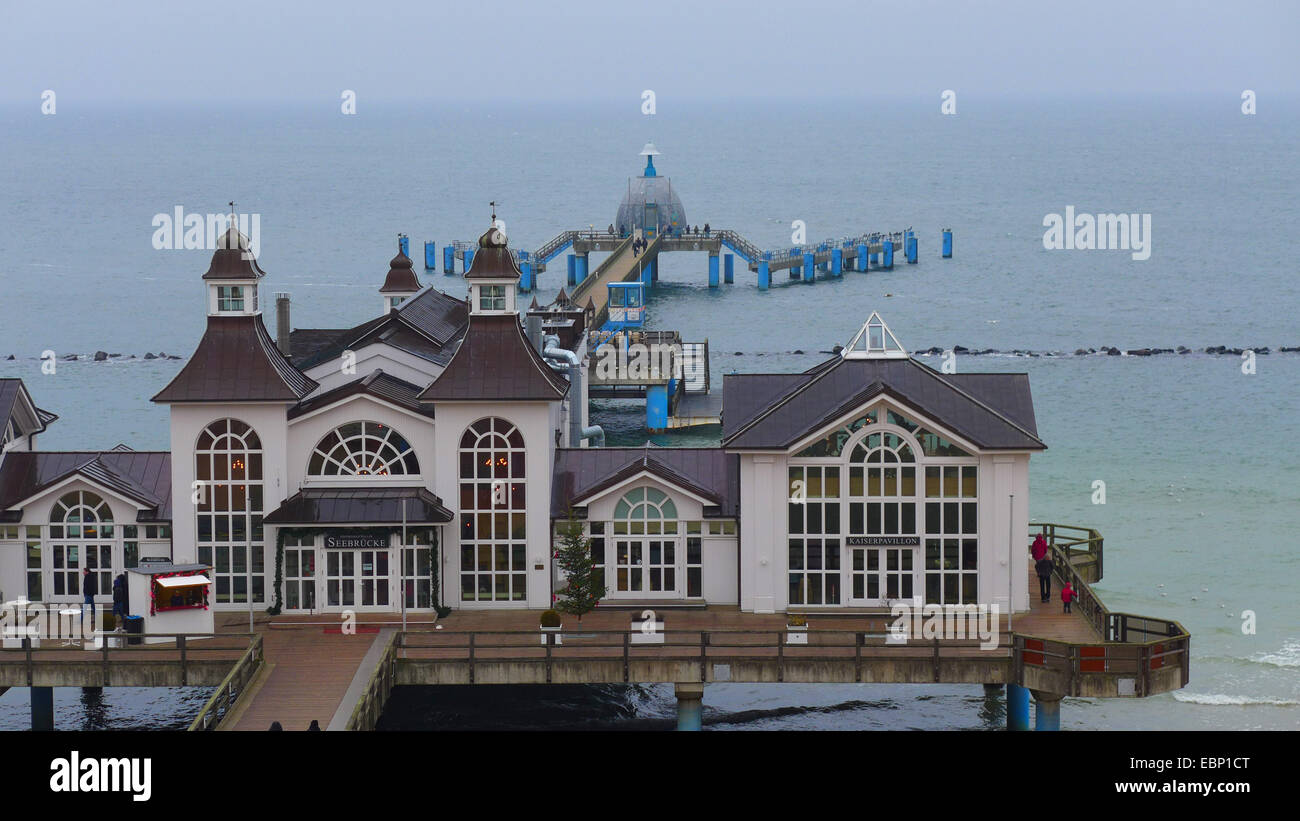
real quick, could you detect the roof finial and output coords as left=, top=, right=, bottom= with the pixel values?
left=489, top=200, right=497, bottom=223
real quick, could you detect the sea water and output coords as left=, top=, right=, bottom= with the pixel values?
left=0, top=98, right=1296, bottom=730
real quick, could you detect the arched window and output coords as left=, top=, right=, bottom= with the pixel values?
left=195, top=419, right=264, bottom=605
left=458, top=418, right=526, bottom=603
left=848, top=431, right=917, bottom=535
left=611, top=487, right=680, bottom=594
left=613, top=487, right=677, bottom=535
left=49, top=490, right=114, bottom=598
left=308, top=421, right=420, bottom=476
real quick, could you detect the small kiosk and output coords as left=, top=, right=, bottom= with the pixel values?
left=126, top=562, right=214, bottom=644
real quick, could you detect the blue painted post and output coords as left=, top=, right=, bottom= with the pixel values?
left=724, top=253, right=734, bottom=284
left=942, top=229, right=953, bottom=258
left=463, top=248, right=474, bottom=273
left=882, top=241, right=894, bottom=269
left=831, top=248, right=843, bottom=275
left=641, top=257, right=654, bottom=285
left=856, top=243, right=868, bottom=272
left=675, top=683, right=704, bottom=731
left=646, top=383, right=669, bottom=431
left=424, top=241, right=436, bottom=270
left=567, top=254, right=577, bottom=287
left=31, top=686, right=53, bottom=731
left=802, top=252, right=815, bottom=282
left=1007, top=684, right=1031, bottom=731
left=906, top=236, right=918, bottom=264
left=520, top=262, right=533, bottom=292
left=399, top=235, right=410, bottom=257
left=443, top=246, right=455, bottom=274
left=708, top=253, right=719, bottom=288
left=1034, top=692, right=1062, bottom=731
left=575, top=253, right=589, bottom=283
left=757, top=259, right=770, bottom=290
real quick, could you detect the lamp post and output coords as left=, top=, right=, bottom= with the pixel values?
left=401, top=498, right=408, bottom=633
left=1008, top=493, right=1014, bottom=634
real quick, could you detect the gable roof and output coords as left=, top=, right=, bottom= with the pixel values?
left=418, top=314, right=567, bottom=402
left=152, top=315, right=318, bottom=403
left=722, top=356, right=1045, bottom=451
left=289, top=286, right=467, bottom=371
left=551, top=447, right=739, bottom=518
left=0, top=379, right=57, bottom=440
left=0, top=450, right=172, bottom=522
left=289, top=370, right=435, bottom=420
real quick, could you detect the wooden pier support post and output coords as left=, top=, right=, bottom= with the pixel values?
left=674, top=682, right=704, bottom=731
left=942, top=229, right=953, bottom=258
left=757, top=259, right=770, bottom=290
left=424, top=241, right=436, bottom=270
left=443, top=245, right=455, bottom=274
left=1032, top=690, right=1062, bottom=731
left=724, top=253, right=734, bottom=284
left=708, top=253, right=719, bottom=288
left=856, top=243, right=868, bottom=272
left=802, top=252, right=815, bottom=283
left=1007, top=683, right=1031, bottom=731
left=31, top=686, right=54, bottom=731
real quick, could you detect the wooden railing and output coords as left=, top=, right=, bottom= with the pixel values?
left=187, top=634, right=266, bottom=731
left=345, top=631, right=399, bottom=731
left=0, top=632, right=256, bottom=689
left=1016, top=525, right=1189, bottom=697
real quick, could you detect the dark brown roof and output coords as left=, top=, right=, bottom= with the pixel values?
left=722, top=357, right=1044, bottom=451
left=289, top=286, right=467, bottom=371
left=552, top=447, right=739, bottom=519
left=418, top=314, right=567, bottom=402
left=288, top=370, right=435, bottom=420
left=202, top=223, right=267, bottom=281
left=152, top=315, right=318, bottom=403
left=379, top=251, right=422, bottom=294
left=0, top=451, right=172, bottom=522
left=464, top=225, right=521, bottom=281
left=262, top=487, right=452, bottom=525
left=0, top=379, right=56, bottom=438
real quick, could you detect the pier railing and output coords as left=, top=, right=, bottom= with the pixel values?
left=187, top=633, right=266, bottom=731
left=0, top=631, right=256, bottom=689
left=346, top=631, right=399, bottom=732
left=1031, top=521, right=1103, bottom=582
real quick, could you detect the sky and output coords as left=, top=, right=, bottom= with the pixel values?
left=0, top=0, right=1296, bottom=105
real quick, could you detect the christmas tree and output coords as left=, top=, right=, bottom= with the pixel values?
left=554, top=515, right=606, bottom=621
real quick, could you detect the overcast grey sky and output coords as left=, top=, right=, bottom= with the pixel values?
left=2, top=0, right=1296, bottom=104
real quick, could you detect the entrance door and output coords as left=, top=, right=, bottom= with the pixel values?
left=324, top=548, right=392, bottom=610
left=849, top=547, right=915, bottom=605
left=325, top=550, right=355, bottom=608
left=613, top=539, right=677, bottom=597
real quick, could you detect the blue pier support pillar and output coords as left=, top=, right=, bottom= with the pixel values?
left=724, top=253, right=734, bottom=284
left=757, top=260, right=770, bottom=290
left=424, top=241, right=436, bottom=270
left=856, top=244, right=868, bottom=272
left=520, top=262, right=534, bottom=292
left=708, top=253, right=719, bottom=288
left=399, top=235, right=410, bottom=258
left=567, top=254, right=577, bottom=286
left=831, top=248, right=843, bottom=276
left=31, top=686, right=54, bottom=731
left=869, top=250, right=878, bottom=266
left=906, top=236, right=918, bottom=264
left=802, top=252, right=815, bottom=282
left=1007, top=683, right=1031, bottom=731
left=646, top=383, right=669, bottom=432
left=882, top=241, right=894, bottom=270
left=463, top=248, right=475, bottom=274
left=641, top=257, right=654, bottom=286
left=942, top=229, right=953, bottom=258
left=575, top=253, right=589, bottom=283
left=1033, top=691, right=1062, bottom=732
left=443, top=246, right=455, bottom=274
left=675, top=682, right=704, bottom=731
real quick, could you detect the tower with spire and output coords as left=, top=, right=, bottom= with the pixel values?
left=203, top=206, right=266, bottom=317
left=379, top=235, right=422, bottom=313
left=464, top=207, right=519, bottom=316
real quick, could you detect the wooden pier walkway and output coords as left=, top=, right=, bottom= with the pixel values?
left=571, top=233, right=661, bottom=327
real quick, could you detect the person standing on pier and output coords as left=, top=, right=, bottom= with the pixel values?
left=112, top=573, right=127, bottom=622
left=81, top=567, right=96, bottom=623
left=1061, top=582, right=1076, bottom=613
left=703, top=222, right=710, bottom=237
left=1035, top=555, right=1054, bottom=603
left=1031, top=532, right=1047, bottom=561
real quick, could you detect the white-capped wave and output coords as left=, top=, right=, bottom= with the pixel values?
left=1252, top=640, right=1300, bottom=668
left=1172, top=692, right=1299, bottom=706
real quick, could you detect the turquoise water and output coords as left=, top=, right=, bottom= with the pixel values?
left=1, top=98, right=1296, bottom=729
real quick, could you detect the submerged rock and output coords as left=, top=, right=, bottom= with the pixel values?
left=93, top=351, right=108, bottom=361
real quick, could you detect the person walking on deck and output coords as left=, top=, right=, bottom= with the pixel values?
left=1031, top=532, right=1047, bottom=562
left=1035, top=556, right=1054, bottom=603
left=1061, top=582, right=1076, bottom=613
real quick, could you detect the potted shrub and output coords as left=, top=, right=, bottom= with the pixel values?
left=539, top=609, right=563, bottom=646
left=630, top=609, right=664, bottom=644
left=786, top=613, right=809, bottom=645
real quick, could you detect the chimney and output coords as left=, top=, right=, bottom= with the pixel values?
left=275, top=292, right=291, bottom=356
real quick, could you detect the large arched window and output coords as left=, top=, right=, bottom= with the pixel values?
left=458, top=418, right=526, bottom=603
left=49, top=490, right=114, bottom=597
left=612, top=487, right=677, bottom=535
left=195, top=419, right=264, bottom=605
left=308, top=421, right=420, bottom=476
left=611, top=487, right=680, bottom=595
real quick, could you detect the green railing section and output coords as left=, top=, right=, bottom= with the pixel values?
left=187, top=634, right=265, bottom=731
left=345, top=630, right=399, bottom=732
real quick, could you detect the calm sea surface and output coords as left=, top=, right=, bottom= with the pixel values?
left=1, top=98, right=1296, bottom=729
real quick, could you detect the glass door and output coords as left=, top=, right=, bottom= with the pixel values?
left=325, top=550, right=355, bottom=609
left=613, top=539, right=678, bottom=597
left=359, top=549, right=389, bottom=608
left=849, top=547, right=915, bottom=605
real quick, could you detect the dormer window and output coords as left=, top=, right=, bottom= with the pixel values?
left=218, top=285, right=245, bottom=312
left=479, top=285, right=506, bottom=312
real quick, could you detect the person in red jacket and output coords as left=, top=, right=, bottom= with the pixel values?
left=1061, top=582, right=1076, bottom=613
left=1031, top=533, right=1048, bottom=562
